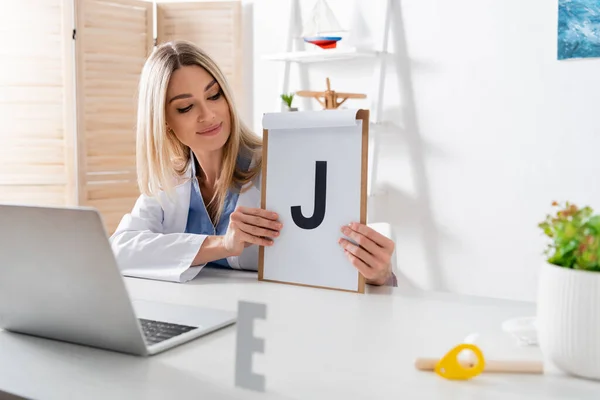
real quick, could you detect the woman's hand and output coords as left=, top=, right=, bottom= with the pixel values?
left=338, top=222, right=395, bottom=286
left=223, top=206, right=282, bottom=256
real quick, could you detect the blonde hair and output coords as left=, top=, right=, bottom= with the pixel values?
left=136, top=40, right=262, bottom=225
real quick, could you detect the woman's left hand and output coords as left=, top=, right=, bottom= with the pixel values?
left=338, top=222, right=395, bottom=286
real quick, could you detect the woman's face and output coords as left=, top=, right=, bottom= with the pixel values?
left=165, top=65, right=231, bottom=154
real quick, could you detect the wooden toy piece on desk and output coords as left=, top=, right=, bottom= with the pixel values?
left=415, top=358, right=544, bottom=374
left=296, top=77, right=366, bottom=110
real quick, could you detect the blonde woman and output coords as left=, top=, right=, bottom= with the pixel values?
left=110, top=40, right=397, bottom=286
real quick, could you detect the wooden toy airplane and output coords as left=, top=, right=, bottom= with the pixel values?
left=296, top=77, right=366, bottom=110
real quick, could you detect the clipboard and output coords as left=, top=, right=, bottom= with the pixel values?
left=258, top=109, right=369, bottom=293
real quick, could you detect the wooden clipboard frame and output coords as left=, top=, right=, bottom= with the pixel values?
left=258, top=109, right=369, bottom=294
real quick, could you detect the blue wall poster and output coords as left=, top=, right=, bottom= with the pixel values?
left=558, top=0, right=600, bottom=60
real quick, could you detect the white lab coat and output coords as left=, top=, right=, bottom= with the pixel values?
left=110, top=158, right=398, bottom=284
left=110, top=158, right=261, bottom=283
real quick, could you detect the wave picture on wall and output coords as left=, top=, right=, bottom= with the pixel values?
left=558, top=0, right=600, bottom=60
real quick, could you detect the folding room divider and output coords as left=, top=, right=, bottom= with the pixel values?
left=0, top=0, right=243, bottom=234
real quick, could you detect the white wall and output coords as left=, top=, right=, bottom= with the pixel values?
left=250, top=0, right=600, bottom=302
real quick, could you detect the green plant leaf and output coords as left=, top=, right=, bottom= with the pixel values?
left=587, top=215, right=600, bottom=232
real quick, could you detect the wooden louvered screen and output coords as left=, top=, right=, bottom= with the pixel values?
left=156, top=1, right=243, bottom=110
left=1, top=1, right=244, bottom=235
left=74, top=0, right=153, bottom=234
left=0, top=0, right=76, bottom=207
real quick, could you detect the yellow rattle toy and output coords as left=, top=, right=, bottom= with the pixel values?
left=415, top=342, right=544, bottom=379
left=415, top=343, right=486, bottom=380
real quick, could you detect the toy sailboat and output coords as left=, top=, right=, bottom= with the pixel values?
left=302, top=0, right=346, bottom=49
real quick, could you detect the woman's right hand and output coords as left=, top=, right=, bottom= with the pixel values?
left=223, top=206, right=282, bottom=256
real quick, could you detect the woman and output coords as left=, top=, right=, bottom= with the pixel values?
left=110, top=40, right=397, bottom=286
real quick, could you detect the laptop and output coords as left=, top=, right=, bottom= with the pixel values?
left=0, top=204, right=236, bottom=356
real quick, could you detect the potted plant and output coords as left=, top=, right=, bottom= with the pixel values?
left=280, top=93, right=297, bottom=111
left=537, top=201, right=600, bottom=380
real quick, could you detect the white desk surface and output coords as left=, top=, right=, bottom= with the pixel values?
left=1, top=268, right=598, bottom=399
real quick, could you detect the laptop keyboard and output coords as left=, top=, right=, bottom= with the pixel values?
left=138, top=318, right=198, bottom=345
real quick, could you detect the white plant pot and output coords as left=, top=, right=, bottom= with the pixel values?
left=537, top=262, right=600, bottom=380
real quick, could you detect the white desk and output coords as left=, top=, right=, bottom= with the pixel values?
left=0, top=268, right=598, bottom=399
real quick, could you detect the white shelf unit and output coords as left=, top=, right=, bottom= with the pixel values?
left=263, top=47, right=383, bottom=63
left=262, top=0, right=395, bottom=198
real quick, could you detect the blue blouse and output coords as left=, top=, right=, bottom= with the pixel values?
left=184, top=154, right=251, bottom=269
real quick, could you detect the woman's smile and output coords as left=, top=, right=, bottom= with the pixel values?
left=197, top=122, right=223, bottom=136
